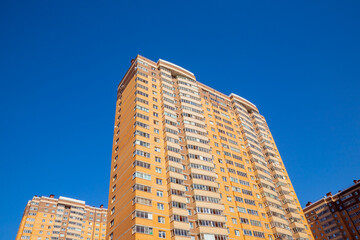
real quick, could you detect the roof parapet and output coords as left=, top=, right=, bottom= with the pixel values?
left=59, top=196, right=86, bottom=205
left=230, top=93, right=258, bottom=111
left=158, top=59, right=194, bottom=77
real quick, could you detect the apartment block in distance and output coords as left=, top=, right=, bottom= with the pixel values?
left=107, top=55, right=313, bottom=240
left=304, top=180, right=360, bottom=240
left=16, top=195, right=107, bottom=240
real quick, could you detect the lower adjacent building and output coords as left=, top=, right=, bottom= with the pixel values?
left=304, top=180, right=360, bottom=240
left=16, top=195, right=107, bottom=240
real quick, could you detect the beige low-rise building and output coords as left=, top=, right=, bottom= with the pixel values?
left=16, top=195, right=107, bottom=240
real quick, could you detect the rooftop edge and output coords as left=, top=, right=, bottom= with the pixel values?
left=158, top=59, right=194, bottom=76
left=230, top=93, right=257, bottom=109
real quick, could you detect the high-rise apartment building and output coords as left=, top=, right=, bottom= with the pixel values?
left=16, top=195, right=107, bottom=240
left=304, top=180, right=360, bottom=240
left=107, top=55, right=313, bottom=240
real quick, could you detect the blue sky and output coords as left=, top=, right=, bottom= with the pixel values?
left=1, top=1, right=359, bottom=239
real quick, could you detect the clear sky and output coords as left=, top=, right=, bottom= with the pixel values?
left=1, top=1, right=359, bottom=239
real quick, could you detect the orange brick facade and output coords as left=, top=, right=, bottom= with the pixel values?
left=106, top=55, right=313, bottom=240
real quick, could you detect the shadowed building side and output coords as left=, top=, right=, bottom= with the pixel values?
left=304, top=180, right=360, bottom=240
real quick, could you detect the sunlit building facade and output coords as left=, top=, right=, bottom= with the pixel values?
left=16, top=195, right=107, bottom=240
left=107, top=55, right=313, bottom=240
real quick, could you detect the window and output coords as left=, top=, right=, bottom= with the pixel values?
left=155, top=157, right=161, bottom=163
left=171, top=229, right=189, bottom=237
left=156, top=179, right=163, bottom=185
left=133, top=149, right=150, bottom=158
left=156, top=167, right=162, bottom=173
left=134, top=210, right=152, bottom=220
left=243, top=229, right=252, bottom=236
left=232, top=218, right=237, bottom=224
left=237, top=207, right=246, bottom=213
left=133, top=197, right=152, bottom=206
left=132, top=225, right=153, bottom=235
left=247, top=209, right=258, bottom=216
left=159, top=231, right=166, bottom=238
left=157, top=203, right=164, bottom=210
left=157, top=191, right=163, bottom=197
left=235, top=230, right=240, bottom=236
left=133, top=184, right=151, bottom=193
left=133, top=172, right=151, bottom=180
left=158, top=216, right=165, bottom=224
